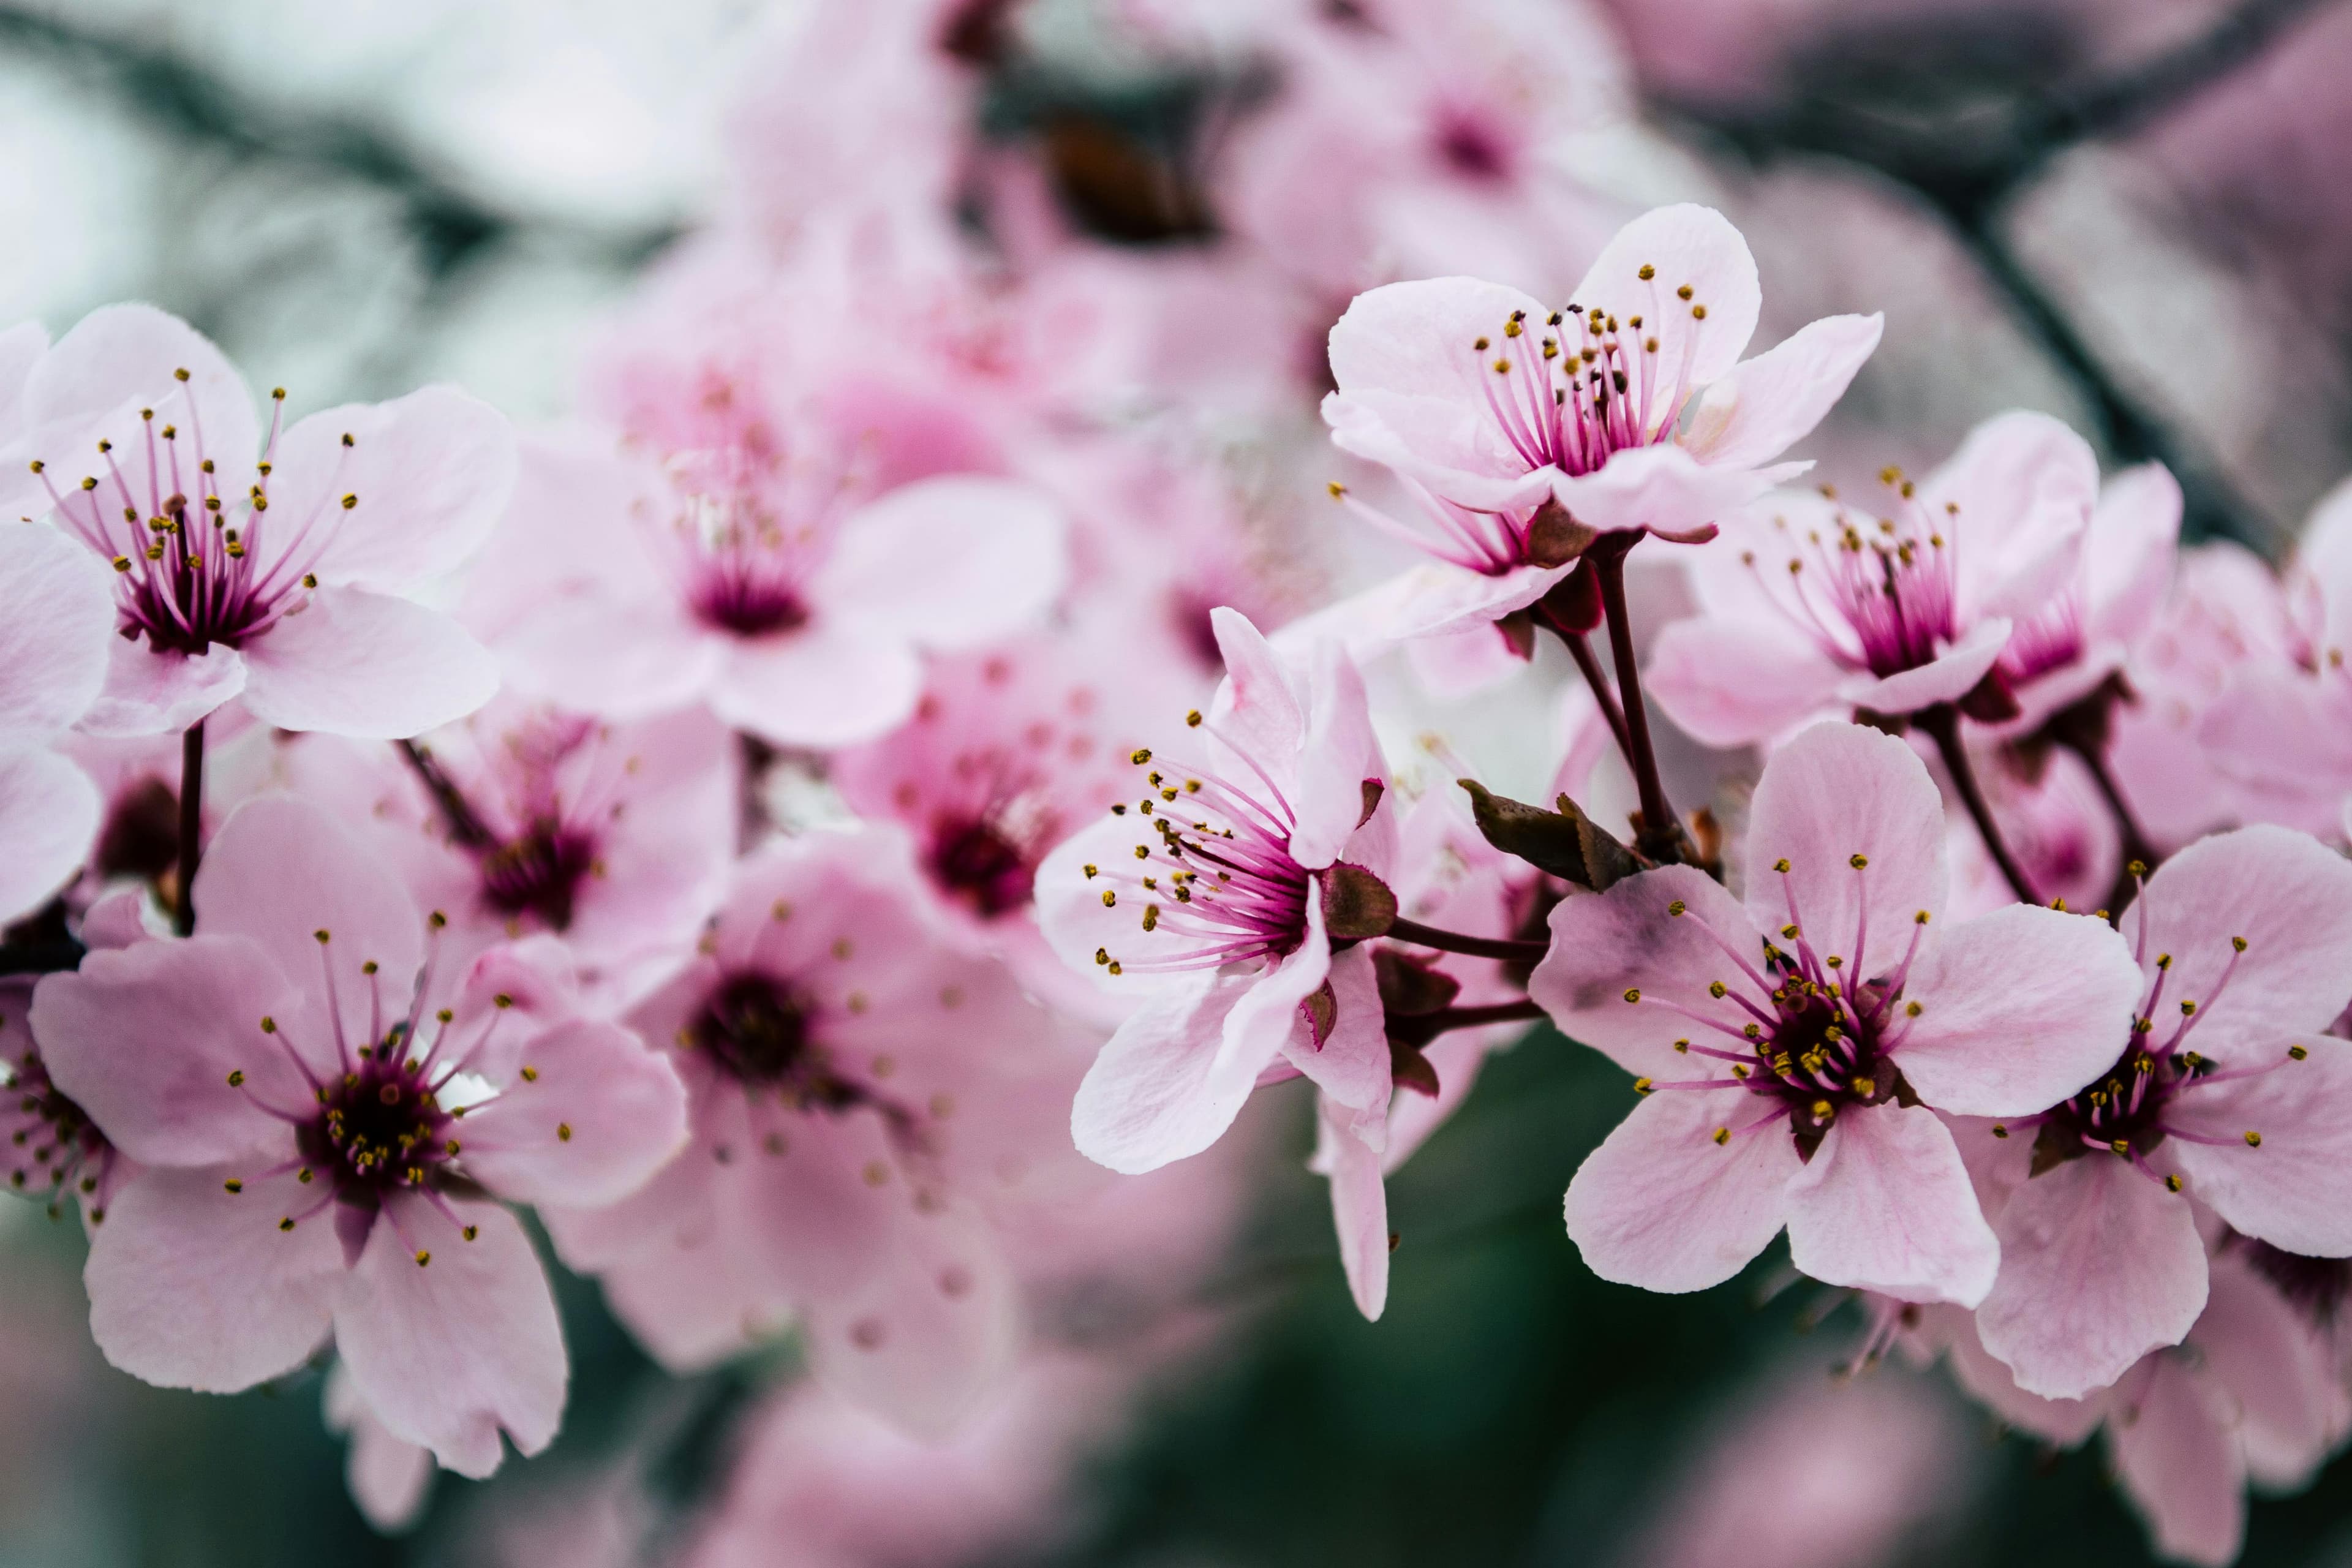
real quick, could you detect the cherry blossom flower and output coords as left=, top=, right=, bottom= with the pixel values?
left=1648, top=412, right=2108, bottom=747
left=1534, top=720, right=2143, bottom=1304
left=540, top=827, right=1077, bottom=1435
left=0, top=520, right=113, bottom=922
left=472, top=428, right=1067, bottom=749
left=276, top=697, right=734, bottom=993
left=1917, top=1242, right=2350, bottom=1567
left=1962, top=824, right=2352, bottom=1400
left=28, top=794, right=689, bottom=1476
left=0, top=305, right=509, bottom=740
left=0, top=978, right=131, bottom=1227
left=1317, top=204, right=1881, bottom=641
left=1315, top=784, right=1531, bottom=1320
left=1035, top=608, right=1395, bottom=1176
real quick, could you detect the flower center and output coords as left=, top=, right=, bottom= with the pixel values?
left=296, top=1041, right=454, bottom=1200
left=1469, top=287, right=1712, bottom=482
left=1433, top=107, right=1512, bottom=181
left=929, top=816, right=1035, bottom=918
left=36, top=386, right=355, bottom=658
left=1741, top=475, right=1961, bottom=682
left=693, top=974, right=863, bottom=1110
left=478, top=820, right=597, bottom=932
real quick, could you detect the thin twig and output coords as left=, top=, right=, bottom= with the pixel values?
left=1919, top=706, right=2038, bottom=905
left=174, top=721, right=203, bottom=937
left=1385, top=917, right=1552, bottom=965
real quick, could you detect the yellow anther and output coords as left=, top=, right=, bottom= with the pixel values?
left=2244, top=1131, right=2263, bottom=1147
left=1623, top=988, right=1641, bottom=1004
left=1711, top=1126, right=1730, bottom=1145
left=1634, top=1077, right=1653, bottom=1095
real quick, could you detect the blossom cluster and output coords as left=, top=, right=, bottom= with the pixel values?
left=2, top=1, right=2350, bottom=1562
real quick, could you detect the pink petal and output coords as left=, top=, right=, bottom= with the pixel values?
left=1977, top=1154, right=2207, bottom=1400
left=2163, top=1036, right=2352, bottom=1256
left=496, top=592, right=725, bottom=721
left=1070, top=967, right=1285, bottom=1175
left=32, top=934, right=303, bottom=1165
left=77, top=637, right=247, bottom=738
left=1742, top=721, right=1950, bottom=968
left=0, top=749, right=99, bottom=925
left=1290, top=562, right=1566, bottom=661
left=1918, top=411, right=2099, bottom=608
left=801, top=1205, right=1019, bottom=1439
left=1287, top=639, right=1381, bottom=870
left=0, top=522, right=114, bottom=743
left=820, top=477, right=1066, bottom=650
left=455, top=1019, right=690, bottom=1208
left=709, top=619, right=924, bottom=748
left=2084, top=464, right=2182, bottom=648
left=194, top=794, right=424, bottom=1054
left=2198, top=664, right=2352, bottom=797
left=1836, top=615, right=2011, bottom=717
left=83, top=1162, right=340, bottom=1392
left=324, top=1365, right=435, bottom=1533
left=1570, top=205, right=1762, bottom=388
left=1939, top=1311, right=2108, bottom=1446
left=1312, top=1095, right=1390, bottom=1322
left=1893, top=904, right=2142, bottom=1116
left=461, top=429, right=672, bottom=641
left=240, top=586, right=497, bottom=739
left=1207, top=606, right=1306, bottom=782
left=272, top=386, right=516, bottom=592
left=1783, top=1103, right=1998, bottom=1305
left=1681, top=314, right=1883, bottom=471
left=1327, top=274, right=1547, bottom=409
left=723, top=1099, right=906, bottom=1302
left=1530, top=864, right=1757, bottom=1079
left=2106, top=1356, right=2243, bottom=1568
left=334, top=1196, right=565, bottom=1478
left=2195, top=1250, right=2346, bottom=1488
left=15, top=304, right=258, bottom=510
left=1646, top=615, right=1849, bottom=748
left=1031, top=809, right=1183, bottom=996
left=2122, top=824, right=2352, bottom=1060
left=591, top=1226, right=783, bottom=1373
left=1562, top=1085, right=1803, bottom=1293
left=1278, top=941, right=1390, bottom=1125
left=1546, top=442, right=1776, bottom=537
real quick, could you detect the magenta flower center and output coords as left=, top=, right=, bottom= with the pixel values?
left=1085, top=733, right=1311, bottom=979
left=36, top=386, right=353, bottom=657
left=2, top=1049, right=116, bottom=1218
left=656, top=454, right=846, bottom=641
left=1740, top=484, right=1961, bottom=681
left=479, top=820, right=598, bottom=932
left=296, top=1046, right=454, bottom=1200
left=1471, top=295, right=1708, bottom=483
left=692, top=973, right=862, bottom=1111
left=927, top=816, right=1036, bottom=918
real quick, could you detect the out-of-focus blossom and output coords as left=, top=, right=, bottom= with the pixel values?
left=1966, top=825, right=2352, bottom=1399
left=0, top=978, right=130, bottom=1226
left=276, top=698, right=734, bottom=994
left=1226, top=0, right=1630, bottom=300
left=1535, top=721, right=2141, bottom=1303
left=0, top=518, right=113, bottom=922
left=1649, top=412, right=2119, bottom=746
left=473, top=429, right=1066, bottom=750
left=0, top=306, right=509, bottom=740
left=1947, top=743, right=2121, bottom=920
left=543, top=827, right=1075, bottom=1435
left=1317, top=205, right=1880, bottom=646
left=323, top=1363, right=434, bottom=1534
left=29, top=796, right=689, bottom=1477
left=1922, top=1243, right=2350, bottom=1567
left=1038, top=609, right=1395, bottom=1175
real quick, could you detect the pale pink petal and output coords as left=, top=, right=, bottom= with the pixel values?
left=1893, top=905, right=2142, bottom=1116
left=0, top=522, right=113, bottom=742
left=1531, top=864, right=1757, bottom=1079
left=461, top=429, right=671, bottom=640
left=1836, top=616, right=2011, bottom=717
left=2196, top=1251, right=2345, bottom=1488
left=802, top=1207, right=1019, bottom=1439
left=1032, top=810, right=1186, bottom=995
left=83, top=1163, right=340, bottom=1392
left=335, top=1196, right=564, bottom=1479
left=241, top=587, right=497, bottom=739
left=1286, top=562, right=1565, bottom=662
left=32, top=934, right=303, bottom=1164
left=455, top=1019, right=689, bottom=1209
left=708, top=619, right=924, bottom=748
left=1207, top=606, right=1305, bottom=781
left=1940, top=1313, right=2107, bottom=1446
left=77, top=886, right=157, bottom=951
left=1069, top=967, right=1283, bottom=1175
left=15, top=305, right=258, bottom=503
left=1743, top=721, right=1950, bottom=965
left=591, top=1226, right=784, bottom=1374
left=1279, top=941, right=1389, bottom=1123
left=820, top=477, right=1065, bottom=650
left=724, top=1100, right=905, bottom=1303
left=0, top=749, right=99, bottom=924
left=1784, top=1103, right=1998, bottom=1305
left=272, top=386, right=516, bottom=592
left=77, top=638, right=247, bottom=738
left=1977, top=1155, right=2207, bottom=1399
left=2199, top=665, right=2352, bottom=797
left=1286, top=641, right=1380, bottom=870
left=325, top=1365, right=435, bottom=1534
left=1324, top=393, right=1558, bottom=514
left=1562, top=1086, right=1803, bottom=1293
left=1570, top=205, right=1762, bottom=387
left=496, top=593, right=725, bottom=721
left=2107, top=1356, right=2243, bottom=1568
left=1312, top=1095, right=1390, bottom=1322
left=2164, top=1036, right=2352, bottom=1256
left=1546, top=442, right=1777, bottom=537
left=1680, top=314, right=1883, bottom=471
left=194, top=794, right=424, bottom=1051
left=2085, top=464, right=2182, bottom=647
left=1918, top=411, right=2100, bottom=607
left=2122, top=825, right=2352, bottom=1058
left=1646, top=616, right=1848, bottom=748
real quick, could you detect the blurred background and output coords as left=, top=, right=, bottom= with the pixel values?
left=4, top=0, right=2352, bottom=1563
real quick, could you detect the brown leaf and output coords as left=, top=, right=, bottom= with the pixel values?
left=1320, top=861, right=1397, bottom=940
